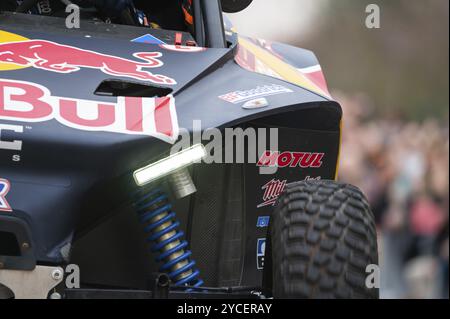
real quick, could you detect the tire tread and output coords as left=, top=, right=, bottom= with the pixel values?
left=271, top=180, right=379, bottom=299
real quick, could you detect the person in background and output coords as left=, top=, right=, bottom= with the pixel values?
left=0, top=0, right=195, bottom=34
left=337, top=92, right=449, bottom=299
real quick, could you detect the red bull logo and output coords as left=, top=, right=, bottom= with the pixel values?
left=0, top=39, right=176, bottom=85
left=0, top=78, right=179, bottom=143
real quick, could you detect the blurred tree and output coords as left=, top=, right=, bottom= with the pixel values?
left=301, top=0, right=449, bottom=121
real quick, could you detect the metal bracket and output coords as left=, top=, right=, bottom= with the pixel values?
left=151, top=273, right=170, bottom=299
left=0, top=266, right=64, bottom=299
left=0, top=215, right=36, bottom=271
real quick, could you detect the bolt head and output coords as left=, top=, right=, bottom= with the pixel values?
left=51, top=269, right=63, bottom=281
left=49, top=292, right=62, bottom=299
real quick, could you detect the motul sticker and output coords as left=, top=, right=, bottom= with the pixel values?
left=0, top=178, right=12, bottom=212
left=0, top=39, right=176, bottom=85
left=0, top=78, right=179, bottom=143
left=258, top=179, right=287, bottom=208
left=257, top=151, right=324, bottom=168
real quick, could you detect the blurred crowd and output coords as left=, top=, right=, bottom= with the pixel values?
left=337, top=92, right=449, bottom=299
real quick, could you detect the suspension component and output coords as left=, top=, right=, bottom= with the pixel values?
left=134, top=189, right=204, bottom=288
left=168, top=168, right=197, bottom=199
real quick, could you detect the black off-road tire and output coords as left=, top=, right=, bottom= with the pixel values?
left=270, top=180, right=379, bottom=299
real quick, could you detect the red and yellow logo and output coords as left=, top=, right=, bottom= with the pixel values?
left=0, top=30, right=30, bottom=71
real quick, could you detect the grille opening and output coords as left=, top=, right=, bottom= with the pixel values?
left=95, top=79, right=173, bottom=98
left=0, top=231, right=21, bottom=257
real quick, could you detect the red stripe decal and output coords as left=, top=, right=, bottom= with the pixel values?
left=154, top=97, right=173, bottom=138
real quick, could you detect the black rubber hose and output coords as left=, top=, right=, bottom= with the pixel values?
left=15, top=0, right=40, bottom=13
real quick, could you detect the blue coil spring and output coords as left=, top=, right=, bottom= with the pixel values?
left=134, top=189, right=204, bottom=288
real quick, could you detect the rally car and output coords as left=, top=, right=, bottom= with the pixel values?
left=0, top=0, right=379, bottom=299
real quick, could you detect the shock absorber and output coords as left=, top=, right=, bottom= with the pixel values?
left=134, top=187, right=204, bottom=288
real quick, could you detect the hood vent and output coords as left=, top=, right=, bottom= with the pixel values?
left=95, top=79, right=173, bottom=98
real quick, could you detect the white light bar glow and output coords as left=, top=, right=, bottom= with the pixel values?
left=133, top=144, right=207, bottom=186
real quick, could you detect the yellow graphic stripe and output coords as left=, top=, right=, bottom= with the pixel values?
left=238, top=37, right=330, bottom=98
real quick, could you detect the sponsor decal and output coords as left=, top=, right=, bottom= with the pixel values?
left=256, top=216, right=270, bottom=228
left=0, top=123, right=23, bottom=151
left=257, top=150, right=324, bottom=168
left=0, top=178, right=12, bottom=212
left=304, top=175, right=322, bottom=181
left=297, top=65, right=330, bottom=97
left=257, top=238, right=266, bottom=270
left=258, top=179, right=287, bottom=208
left=0, top=31, right=30, bottom=72
left=257, top=177, right=321, bottom=209
left=0, top=78, right=179, bottom=143
left=132, top=34, right=166, bottom=45
left=159, top=44, right=206, bottom=53
left=219, top=84, right=292, bottom=104
left=235, top=36, right=332, bottom=98
left=0, top=39, right=176, bottom=85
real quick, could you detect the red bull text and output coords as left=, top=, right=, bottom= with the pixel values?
left=0, top=78, right=179, bottom=143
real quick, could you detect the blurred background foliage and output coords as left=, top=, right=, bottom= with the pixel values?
left=229, top=0, right=449, bottom=121
left=229, top=0, right=449, bottom=299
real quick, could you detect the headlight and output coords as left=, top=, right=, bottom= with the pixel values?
left=133, top=144, right=207, bottom=187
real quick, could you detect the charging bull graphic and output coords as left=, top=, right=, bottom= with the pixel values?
left=0, top=40, right=176, bottom=85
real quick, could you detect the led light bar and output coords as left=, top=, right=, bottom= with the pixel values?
left=133, top=144, right=207, bottom=187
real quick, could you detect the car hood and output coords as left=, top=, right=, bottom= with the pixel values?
left=0, top=13, right=232, bottom=98
left=0, top=13, right=338, bottom=170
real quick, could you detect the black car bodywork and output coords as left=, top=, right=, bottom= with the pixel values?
left=0, top=1, right=342, bottom=298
